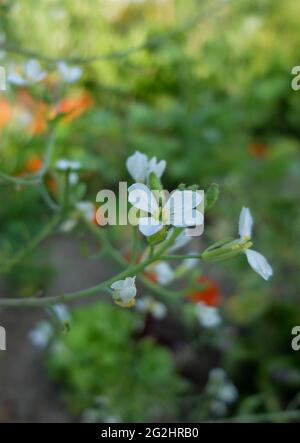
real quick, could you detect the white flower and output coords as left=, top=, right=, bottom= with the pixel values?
left=60, top=219, right=77, bottom=232
left=218, top=383, right=238, bottom=404
left=126, top=151, right=166, bottom=182
left=208, top=368, right=238, bottom=405
left=69, top=172, right=79, bottom=185
left=29, top=321, right=53, bottom=349
left=76, top=201, right=95, bottom=223
left=238, top=207, right=273, bottom=280
left=52, top=304, right=71, bottom=324
left=152, top=262, right=175, bottom=285
left=239, top=207, right=253, bottom=238
left=136, top=296, right=167, bottom=320
left=8, top=59, right=47, bottom=86
left=147, top=156, right=167, bottom=178
left=111, top=277, right=137, bottom=307
left=56, top=158, right=81, bottom=170
left=128, top=183, right=203, bottom=237
left=126, top=151, right=149, bottom=182
left=196, top=302, right=221, bottom=328
left=57, top=61, right=82, bottom=83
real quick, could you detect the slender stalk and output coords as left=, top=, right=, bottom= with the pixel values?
left=0, top=172, right=41, bottom=186
left=0, top=228, right=181, bottom=308
left=0, top=213, right=62, bottom=275
left=0, top=2, right=226, bottom=65
left=130, top=226, right=139, bottom=265
left=162, top=254, right=202, bottom=260
left=83, top=219, right=184, bottom=301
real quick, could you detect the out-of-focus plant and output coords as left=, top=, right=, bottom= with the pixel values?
left=46, top=302, right=188, bottom=422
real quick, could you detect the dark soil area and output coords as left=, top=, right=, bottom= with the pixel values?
left=0, top=234, right=115, bottom=423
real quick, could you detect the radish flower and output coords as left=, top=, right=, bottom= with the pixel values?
left=126, top=151, right=166, bottom=182
left=196, top=303, right=221, bottom=328
left=56, top=158, right=81, bottom=170
left=8, top=60, right=47, bottom=85
left=111, top=277, right=137, bottom=308
left=57, top=61, right=82, bottom=83
left=239, top=207, right=273, bottom=281
left=136, top=296, right=167, bottom=320
left=152, top=262, right=175, bottom=285
left=128, top=183, right=203, bottom=237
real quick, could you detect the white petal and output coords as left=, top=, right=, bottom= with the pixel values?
left=128, top=183, right=158, bottom=214
left=8, top=72, right=26, bottom=86
left=52, top=304, right=71, bottom=323
left=76, top=201, right=94, bottom=221
left=111, top=277, right=137, bottom=304
left=126, top=151, right=149, bottom=182
left=123, top=276, right=136, bottom=288
left=29, top=321, right=53, bottom=349
left=148, top=157, right=166, bottom=179
left=69, top=172, right=79, bottom=185
left=245, top=249, right=273, bottom=280
left=111, top=280, right=125, bottom=290
left=58, top=61, right=82, bottom=83
left=26, top=59, right=46, bottom=82
left=153, top=262, right=175, bottom=285
left=138, top=217, right=163, bottom=237
left=56, top=159, right=81, bottom=170
left=165, top=190, right=202, bottom=227
left=239, top=207, right=253, bottom=238
left=196, top=303, right=221, bottom=328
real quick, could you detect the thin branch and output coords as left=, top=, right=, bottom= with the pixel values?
left=0, top=227, right=182, bottom=308
left=0, top=212, right=62, bottom=275
left=83, top=219, right=183, bottom=300
left=162, top=254, right=202, bottom=260
left=130, top=226, right=139, bottom=265
left=0, top=1, right=227, bottom=65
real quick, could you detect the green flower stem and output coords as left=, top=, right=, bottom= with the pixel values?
left=138, top=274, right=185, bottom=300
left=0, top=212, right=62, bottom=275
left=83, top=220, right=183, bottom=300
left=161, top=254, right=202, bottom=260
left=39, top=183, right=60, bottom=212
left=130, top=226, right=139, bottom=265
left=0, top=226, right=182, bottom=308
left=0, top=172, right=41, bottom=186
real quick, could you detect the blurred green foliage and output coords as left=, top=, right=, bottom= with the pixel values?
left=47, top=302, right=188, bottom=422
left=1, top=0, right=300, bottom=422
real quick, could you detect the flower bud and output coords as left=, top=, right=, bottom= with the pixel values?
left=111, top=277, right=137, bottom=308
left=202, top=238, right=253, bottom=262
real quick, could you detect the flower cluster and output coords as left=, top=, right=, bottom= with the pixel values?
left=108, top=151, right=273, bottom=310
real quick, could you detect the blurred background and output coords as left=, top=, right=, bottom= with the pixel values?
left=0, top=0, right=300, bottom=423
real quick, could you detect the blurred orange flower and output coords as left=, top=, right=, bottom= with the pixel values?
left=0, top=98, right=12, bottom=130
left=25, top=155, right=44, bottom=173
left=249, top=141, right=268, bottom=158
left=29, top=102, right=48, bottom=135
left=14, top=91, right=48, bottom=135
left=187, top=275, right=221, bottom=306
left=50, top=93, right=93, bottom=123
